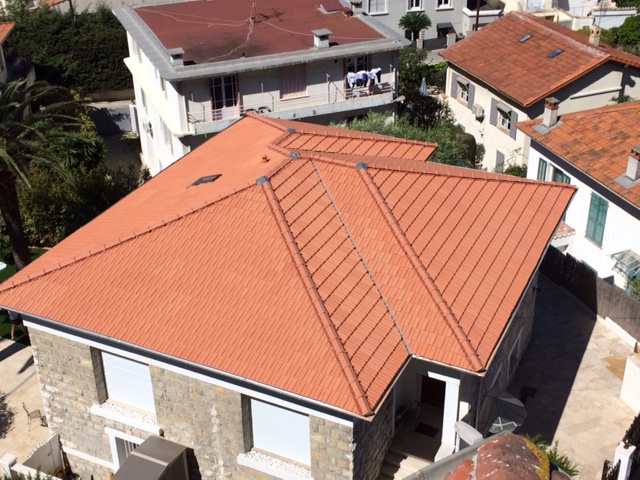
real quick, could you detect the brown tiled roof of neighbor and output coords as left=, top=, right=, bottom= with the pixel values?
left=554, top=220, right=575, bottom=239
left=517, top=101, right=640, bottom=208
left=0, top=22, right=14, bottom=43
left=0, top=115, right=574, bottom=416
left=133, top=0, right=386, bottom=64
left=440, top=12, right=640, bottom=107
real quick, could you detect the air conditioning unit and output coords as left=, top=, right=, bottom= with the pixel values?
left=473, top=104, right=484, bottom=119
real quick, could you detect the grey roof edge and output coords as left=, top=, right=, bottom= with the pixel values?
left=113, top=6, right=410, bottom=82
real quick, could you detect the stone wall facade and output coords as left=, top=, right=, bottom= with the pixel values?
left=29, top=328, right=376, bottom=480
left=352, top=395, right=393, bottom=480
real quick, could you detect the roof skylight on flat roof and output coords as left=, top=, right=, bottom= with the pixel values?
left=547, top=48, right=564, bottom=58
left=191, top=174, right=221, bottom=186
left=518, top=34, right=532, bottom=43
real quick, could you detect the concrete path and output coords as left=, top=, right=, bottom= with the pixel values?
left=0, top=337, right=51, bottom=464
left=510, top=275, right=637, bottom=480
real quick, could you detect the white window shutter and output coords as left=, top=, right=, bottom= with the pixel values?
left=102, top=352, right=156, bottom=414
left=251, top=399, right=310, bottom=465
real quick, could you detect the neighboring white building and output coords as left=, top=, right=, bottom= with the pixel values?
left=439, top=12, right=640, bottom=172
left=114, top=0, right=410, bottom=174
left=518, top=100, right=640, bottom=289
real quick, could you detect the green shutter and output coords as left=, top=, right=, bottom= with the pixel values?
left=537, top=159, right=547, bottom=180
left=586, top=193, right=608, bottom=246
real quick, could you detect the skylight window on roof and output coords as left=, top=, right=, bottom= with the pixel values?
left=518, top=34, right=532, bottom=43
left=191, top=174, right=221, bottom=186
left=547, top=48, right=564, bottom=58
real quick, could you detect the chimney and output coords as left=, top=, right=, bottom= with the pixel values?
left=589, top=23, right=601, bottom=47
left=312, top=29, right=332, bottom=48
left=626, top=145, right=640, bottom=181
left=542, top=97, right=560, bottom=128
left=168, top=47, right=185, bottom=67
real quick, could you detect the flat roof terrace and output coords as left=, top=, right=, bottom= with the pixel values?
left=134, top=0, right=387, bottom=64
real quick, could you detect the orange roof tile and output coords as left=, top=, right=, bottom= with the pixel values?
left=440, top=12, right=640, bottom=107
left=0, top=22, right=14, bottom=43
left=517, top=101, right=640, bottom=209
left=0, top=115, right=574, bottom=416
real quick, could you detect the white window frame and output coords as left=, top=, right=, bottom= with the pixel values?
left=101, top=351, right=156, bottom=414
left=457, top=82, right=469, bottom=102
left=407, top=0, right=423, bottom=9
left=368, top=0, right=387, bottom=14
left=437, top=0, right=452, bottom=8
left=250, top=399, right=311, bottom=465
left=497, top=108, right=511, bottom=130
left=162, top=120, right=173, bottom=155
left=106, top=427, right=143, bottom=470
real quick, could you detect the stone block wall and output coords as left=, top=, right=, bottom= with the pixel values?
left=30, top=329, right=153, bottom=480
left=309, top=416, right=353, bottom=479
left=352, top=395, right=393, bottom=480
left=29, top=328, right=370, bottom=480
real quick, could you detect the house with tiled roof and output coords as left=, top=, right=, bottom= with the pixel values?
left=439, top=12, right=640, bottom=173
left=0, top=115, right=574, bottom=480
left=0, top=22, right=14, bottom=84
left=113, top=0, right=411, bottom=175
left=518, top=100, right=640, bottom=290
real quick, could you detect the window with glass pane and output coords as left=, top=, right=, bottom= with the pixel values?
left=346, top=56, right=368, bottom=73
left=537, top=159, right=547, bottom=180
left=586, top=193, right=608, bottom=246
left=497, top=108, right=511, bottom=130
left=368, top=0, right=386, bottom=13
left=212, top=76, right=238, bottom=110
left=553, top=168, right=570, bottom=184
left=407, top=0, right=422, bottom=9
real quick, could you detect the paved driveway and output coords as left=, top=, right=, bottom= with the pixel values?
left=0, top=338, right=50, bottom=464
left=510, top=275, right=636, bottom=480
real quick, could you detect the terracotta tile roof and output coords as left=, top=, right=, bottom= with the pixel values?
left=440, top=12, right=640, bottom=107
left=517, top=101, right=640, bottom=209
left=0, top=22, right=14, bottom=43
left=134, top=0, right=385, bottom=64
left=554, top=221, right=576, bottom=239
left=0, top=115, right=574, bottom=416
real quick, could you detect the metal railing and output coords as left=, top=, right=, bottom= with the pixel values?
left=187, top=82, right=394, bottom=124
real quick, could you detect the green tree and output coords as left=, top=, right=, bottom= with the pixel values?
left=19, top=163, right=144, bottom=246
left=397, top=48, right=448, bottom=127
left=618, top=15, right=640, bottom=53
left=398, top=12, right=432, bottom=43
left=3, top=0, right=131, bottom=93
left=0, top=79, right=101, bottom=270
left=579, top=26, right=618, bottom=46
left=503, top=164, right=527, bottom=177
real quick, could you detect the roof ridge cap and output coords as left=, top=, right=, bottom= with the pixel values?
left=356, top=164, right=484, bottom=371
left=0, top=182, right=261, bottom=294
left=259, top=175, right=374, bottom=416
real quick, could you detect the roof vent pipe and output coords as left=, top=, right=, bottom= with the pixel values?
left=312, top=29, right=332, bottom=48
left=589, top=23, right=601, bottom=47
left=541, top=97, right=560, bottom=128
left=626, top=145, right=640, bottom=181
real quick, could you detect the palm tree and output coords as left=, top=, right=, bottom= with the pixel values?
left=0, top=79, right=96, bottom=270
left=398, top=12, right=432, bottom=45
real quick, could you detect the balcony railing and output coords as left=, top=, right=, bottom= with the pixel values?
left=187, top=81, right=395, bottom=125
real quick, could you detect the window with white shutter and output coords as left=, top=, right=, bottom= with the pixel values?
left=101, top=352, right=156, bottom=414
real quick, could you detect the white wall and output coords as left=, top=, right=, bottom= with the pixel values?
left=446, top=69, right=530, bottom=171
left=527, top=147, right=640, bottom=288
left=447, top=63, right=640, bottom=172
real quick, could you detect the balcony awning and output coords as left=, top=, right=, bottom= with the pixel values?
left=611, top=249, right=640, bottom=279
left=437, top=22, right=454, bottom=30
